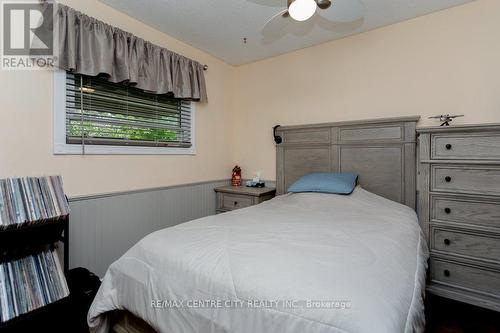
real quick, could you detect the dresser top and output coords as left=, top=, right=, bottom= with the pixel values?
left=417, top=123, right=500, bottom=133
left=214, top=186, right=276, bottom=197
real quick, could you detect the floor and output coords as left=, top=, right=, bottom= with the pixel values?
left=425, top=294, right=500, bottom=333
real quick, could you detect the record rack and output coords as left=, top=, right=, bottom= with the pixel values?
left=0, top=176, right=71, bottom=331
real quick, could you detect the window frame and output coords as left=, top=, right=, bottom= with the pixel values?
left=53, top=70, right=196, bottom=155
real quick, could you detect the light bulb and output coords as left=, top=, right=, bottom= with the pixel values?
left=288, top=0, right=317, bottom=22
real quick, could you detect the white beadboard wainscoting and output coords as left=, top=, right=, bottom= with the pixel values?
left=68, top=179, right=230, bottom=277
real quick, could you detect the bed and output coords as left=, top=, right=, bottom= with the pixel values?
left=88, top=116, right=429, bottom=333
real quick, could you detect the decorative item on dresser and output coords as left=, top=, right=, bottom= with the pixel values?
left=417, top=124, right=500, bottom=312
left=214, top=186, right=276, bottom=214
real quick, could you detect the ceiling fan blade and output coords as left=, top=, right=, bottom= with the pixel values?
left=262, top=14, right=318, bottom=44
left=247, top=0, right=285, bottom=8
left=313, top=14, right=364, bottom=33
left=262, top=8, right=289, bottom=31
left=317, top=0, right=364, bottom=22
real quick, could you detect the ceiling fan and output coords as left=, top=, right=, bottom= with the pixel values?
left=264, top=0, right=333, bottom=27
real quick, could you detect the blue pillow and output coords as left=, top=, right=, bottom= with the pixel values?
left=287, top=173, right=359, bottom=195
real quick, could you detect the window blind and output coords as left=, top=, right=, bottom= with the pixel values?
left=65, top=72, right=192, bottom=148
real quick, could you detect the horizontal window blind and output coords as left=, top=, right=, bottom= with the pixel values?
left=66, top=72, right=192, bottom=148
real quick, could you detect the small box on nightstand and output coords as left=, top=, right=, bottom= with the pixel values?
left=214, top=186, right=276, bottom=214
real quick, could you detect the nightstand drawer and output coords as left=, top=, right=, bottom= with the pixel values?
left=432, top=134, right=500, bottom=160
left=432, top=228, right=500, bottom=264
left=221, top=193, right=253, bottom=211
left=431, top=165, right=500, bottom=196
left=432, top=195, right=500, bottom=229
left=430, top=258, right=500, bottom=298
left=215, top=186, right=276, bottom=213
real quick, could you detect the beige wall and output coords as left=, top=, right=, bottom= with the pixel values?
left=234, top=0, right=500, bottom=181
left=0, top=0, right=237, bottom=197
left=2, top=0, right=500, bottom=196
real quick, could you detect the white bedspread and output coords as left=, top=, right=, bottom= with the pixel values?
left=88, top=188, right=429, bottom=333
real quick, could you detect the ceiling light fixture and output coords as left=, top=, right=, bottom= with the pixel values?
left=288, top=0, right=317, bottom=22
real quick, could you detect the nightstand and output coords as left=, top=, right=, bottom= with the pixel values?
left=214, top=186, right=276, bottom=214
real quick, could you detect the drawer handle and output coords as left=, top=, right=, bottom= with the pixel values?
left=444, top=207, right=451, bottom=214
left=444, top=269, right=451, bottom=277
left=445, top=176, right=452, bottom=182
left=234, top=201, right=238, bottom=206
left=445, top=144, right=452, bottom=150
left=444, top=239, right=451, bottom=246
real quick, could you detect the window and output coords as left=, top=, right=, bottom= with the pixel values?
left=53, top=71, right=195, bottom=155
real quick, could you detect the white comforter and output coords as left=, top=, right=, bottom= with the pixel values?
left=88, top=188, right=429, bottom=333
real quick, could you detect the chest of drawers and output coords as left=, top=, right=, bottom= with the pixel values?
left=418, top=124, right=500, bottom=312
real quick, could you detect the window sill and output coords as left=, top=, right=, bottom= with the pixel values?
left=54, top=143, right=196, bottom=155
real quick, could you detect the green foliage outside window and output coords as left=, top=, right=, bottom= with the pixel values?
left=67, top=110, right=178, bottom=142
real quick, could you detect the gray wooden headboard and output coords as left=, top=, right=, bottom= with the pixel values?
left=275, top=116, right=420, bottom=209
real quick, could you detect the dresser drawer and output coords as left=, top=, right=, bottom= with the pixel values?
left=430, top=258, right=500, bottom=297
left=431, top=165, right=500, bottom=196
left=432, top=195, right=500, bottom=229
left=221, top=193, right=253, bottom=211
left=432, top=228, right=500, bottom=263
left=432, top=133, right=500, bottom=160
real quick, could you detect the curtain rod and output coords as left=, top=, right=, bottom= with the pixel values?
left=203, top=65, right=208, bottom=71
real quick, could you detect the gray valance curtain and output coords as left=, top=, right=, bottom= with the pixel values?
left=56, top=4, right=207, bottom=102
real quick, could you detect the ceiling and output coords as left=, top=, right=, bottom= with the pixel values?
left=99, top=0, right=474, bottom=65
